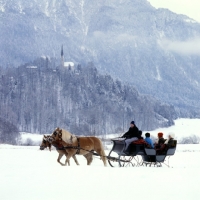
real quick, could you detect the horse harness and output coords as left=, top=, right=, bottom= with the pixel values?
left=52, top=130, right=99, bottom=156
left=54, top=136, right=81, bottom=155
left=65, top=137, right=81, bottom=154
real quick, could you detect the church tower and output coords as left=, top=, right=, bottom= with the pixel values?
left=61, top=45, right=64, bottom=67
left=60, top=45, right=75, bottom=70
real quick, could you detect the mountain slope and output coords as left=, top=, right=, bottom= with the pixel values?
left=1, top=0, right=200, bottom=115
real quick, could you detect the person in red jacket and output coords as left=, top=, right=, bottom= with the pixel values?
left=154, top=132, right=165, bottom=150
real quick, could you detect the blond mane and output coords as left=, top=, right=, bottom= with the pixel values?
left=61, top=129, right=76, bottom=144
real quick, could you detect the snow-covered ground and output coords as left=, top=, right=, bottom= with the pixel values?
left=1, top=118, right=200, bottom=200
left=0, top=144, right=200, bottom=200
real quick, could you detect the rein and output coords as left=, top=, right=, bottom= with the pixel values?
left=63, top=145, right=99, bottom=156
left=52, top=130, right=105, bottom=157
left=54, top=143, right=99, bottom=156
left=55, top=135, right=99, bottom=156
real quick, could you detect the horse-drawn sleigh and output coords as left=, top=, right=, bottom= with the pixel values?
left=108, top=138, right=177, bottom=167
left=40, top=128, right=177, bottom=167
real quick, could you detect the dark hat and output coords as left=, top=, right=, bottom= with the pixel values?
left=145, top=132, right=150, bottom=137
left=130, top=121, right=135, bottom=125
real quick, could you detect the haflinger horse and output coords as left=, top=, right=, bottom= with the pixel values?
left=39, top=135, right=80, bottom=166
left=40, top=135, right=93, bottom=166
left=51, top=127, right=107, bottom=166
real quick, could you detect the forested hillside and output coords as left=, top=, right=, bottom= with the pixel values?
left=0, top=117, right=19, bottom=144
left=0, top=57, right=177, bottom=135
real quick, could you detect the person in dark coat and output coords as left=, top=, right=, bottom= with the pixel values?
left=164, top=133, right=176, bottom=148
left=156, top=133, right=175, bottom=155
left=121, top=121, right=141, bottom=152
left=121, top=121, right=140, bottom=139
left=154, top=132, right=165, bottom=150
left=138, top=130, right=143, bottom=139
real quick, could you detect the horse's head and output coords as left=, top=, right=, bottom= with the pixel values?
left=51, top=127, right=75, bottom=145
left=51, top=127, right=62, bottom=141
left=39, top=135, right=54, bottom=151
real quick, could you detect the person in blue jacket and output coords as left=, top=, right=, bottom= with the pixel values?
left=144, top=132, right=154, bottom=148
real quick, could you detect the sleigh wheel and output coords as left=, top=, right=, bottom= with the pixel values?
left=107, top=150, right=121, bottom=167
left=118, top=155, right=135, bottom=167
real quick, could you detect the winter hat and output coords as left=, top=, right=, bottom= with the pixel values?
left=145, top=132, right=150, bottom=137
left=158, top=132, right=163, bottom=138
left=130, top=121, right=135, bottom=125
left=169, top=133, right=175, bottom=138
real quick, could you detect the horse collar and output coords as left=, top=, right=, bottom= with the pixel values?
left=53, top=141, right=64, bottom=150
left=76, top=137, right=80, bottom=154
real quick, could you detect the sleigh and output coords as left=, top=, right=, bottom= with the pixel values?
left=107, top=138, right=177, bottom=167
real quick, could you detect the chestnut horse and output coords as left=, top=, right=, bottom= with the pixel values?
left=39, top=135, right=80, bottom=166
left=40, top=135, right=93, bottom=166
left=51, top=128, right=107, bottom=166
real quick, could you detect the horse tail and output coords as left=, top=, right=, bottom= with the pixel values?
left=91, top=137, right=107, bottom=167
left=100, top=141, right=107, bottom=167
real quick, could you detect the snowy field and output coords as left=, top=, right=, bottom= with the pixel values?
left=0, top=144, right=200, bottom=200
left=1, top=118, right=200, bottom=200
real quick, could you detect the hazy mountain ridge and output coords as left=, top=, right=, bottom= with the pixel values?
left=1, top=0, right=200, bottom=116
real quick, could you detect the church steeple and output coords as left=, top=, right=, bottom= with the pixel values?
left=61, top=45, right=64, bottom=67
left=61, top=45, right=64, bottom=57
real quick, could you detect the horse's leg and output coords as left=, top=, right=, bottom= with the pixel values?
left=57, top=152, right=65, bottom=166
left=87, top=153, right=93, bottom=165
left=64, top=152, right=70, bottom=166
left=67, top=159, right=70, bottom=166
left=102, top=156, right=107, bottom=167
left=64, top=150, right=74, bottom=166
left=63, top=150, right=79, bottom=165
left=84, top=153, right=93, bottom=165
left=100, top=151, right=107, bottom=167
left=64, top=155, right=71, bottom=166
left=95, top=149, right=107, bottom=166
left=72, top=155, right=80, bottom=165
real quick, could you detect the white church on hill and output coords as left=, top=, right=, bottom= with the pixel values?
left=61, top=45, right=75, bottom=70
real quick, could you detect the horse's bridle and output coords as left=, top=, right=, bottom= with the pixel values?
left=40, top=136, right=54, bottom=150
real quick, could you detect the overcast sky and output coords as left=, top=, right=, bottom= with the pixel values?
left=147, top=0, right=200, bottom=22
